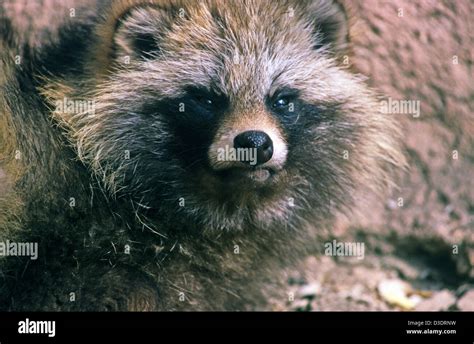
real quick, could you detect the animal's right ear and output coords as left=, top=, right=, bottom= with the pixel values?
left=112, top=6, right=173, bottom=62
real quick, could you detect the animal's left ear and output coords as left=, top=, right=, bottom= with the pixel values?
left=304, top=0, right=350, bottom=54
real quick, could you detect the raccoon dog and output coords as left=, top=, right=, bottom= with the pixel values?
left=0, top=0, right=404, bottom=310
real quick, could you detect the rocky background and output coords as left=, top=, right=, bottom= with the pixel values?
left=270, top=0, right=474, bottom=311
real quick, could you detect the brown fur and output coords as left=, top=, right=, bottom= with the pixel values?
left=0, top=0, right=405, bottom=310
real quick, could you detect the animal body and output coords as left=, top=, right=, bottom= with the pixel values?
left=0, top=0, right=404, bottom=310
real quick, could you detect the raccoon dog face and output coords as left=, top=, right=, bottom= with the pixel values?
left=66, top=0, right=402, bottom=232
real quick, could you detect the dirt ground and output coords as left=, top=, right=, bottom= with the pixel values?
left=267, top=0, right=474, bottom=311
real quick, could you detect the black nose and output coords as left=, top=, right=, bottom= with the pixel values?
left=233, top=130, right=273, bottom=165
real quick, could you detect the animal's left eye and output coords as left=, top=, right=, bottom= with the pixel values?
left=272, top=96, right=291, bottom=108
left=270, top=89, right=299, bottom=110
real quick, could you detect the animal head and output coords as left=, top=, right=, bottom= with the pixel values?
left=46, top=0, right=404, bottom=232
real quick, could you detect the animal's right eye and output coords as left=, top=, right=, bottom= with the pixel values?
left=185, top=86, right=228, bottom=111
left=195, top=95, right=214, bottom=107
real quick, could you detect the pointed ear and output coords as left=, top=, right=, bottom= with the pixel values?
left=112, top=5, right=173, bottom=62
left=304, top=0, right=350, bottom=54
